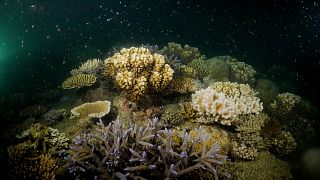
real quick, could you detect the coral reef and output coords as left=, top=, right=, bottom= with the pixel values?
left=104, top=47, right=174, bottom=101
left=71, top=100, right=111, bottom=119
left=61, top=74, right=97, bottom=89
left=67, top=117, right=229, bottom=179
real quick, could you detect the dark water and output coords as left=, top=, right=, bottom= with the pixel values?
left=1, top=0, right=319, bottom=102
left=1, top=0, right=320, bottom=179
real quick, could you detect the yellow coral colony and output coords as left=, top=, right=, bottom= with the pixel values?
left=191, top=82, right=263, bottom=126
left=104, top=47, right=174, bottom=100
left=71, top=100, right=111, bottom=119
left=62, top=74, right=97, bottom=89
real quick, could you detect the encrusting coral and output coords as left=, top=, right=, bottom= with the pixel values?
left=66, top=117, right=230, bottom=179
left=104, top=47, right=174, bottom=101
left=61, top=74, right=97, bottom=89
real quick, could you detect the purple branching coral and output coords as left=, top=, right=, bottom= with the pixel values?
left=67, top=117, right=229, bottom=179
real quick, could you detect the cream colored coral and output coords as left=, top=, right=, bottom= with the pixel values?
left=191, top=82, right=263, bottom=126
left=191, top=87, right=237, bottom=125
left=104, top=47, right=174, bottom=100
left=71, top=100, right=111, bottom=119
left=211, top=82, right=263, bottom=115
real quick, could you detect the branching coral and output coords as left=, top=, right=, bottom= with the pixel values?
left=67, top=117, right=229, bottom=179
left=61, top=74, right=97, bottom=89
left=70, top=58, right=103, bottom=76
left=191, top=82, right=263, bottom=126
left=166, top=77, right=201, bottom=95
left=269, top=92, right=301, bottom=117
left=160, top=42, right=205, bottom=64
left=185, top=57, right=209, bottom=80
left=7, top=123, right=69, bottom=179
left=226, top=57, right=256, bottom=85
left=160, top=104, right=184, bottom=126
left=104, top=47, right=174, bottom=101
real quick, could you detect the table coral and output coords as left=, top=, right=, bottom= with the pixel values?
left=71, top=100, right=111, bottom=119
left=61, top=73, right=97, bottom=89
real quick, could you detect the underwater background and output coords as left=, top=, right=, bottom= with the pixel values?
left=1, top=0, right=320, bottom=179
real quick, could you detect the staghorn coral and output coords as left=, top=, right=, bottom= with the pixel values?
left=67, top=117, right=229, bottom=179
left=160, top=42, right=205, bottom=64
left=70, top=58, right=103, bottom=76
left=104, top=47, right=174, bottom=101
left=191, top=82, right=263, bottom=126
left=61, top=74, right=97, bottom=89
left=226, top=151, right=292, bottom=180
left=71, top=100, right=111, bottom=119
left=226, top=57, right=256, bottom=85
